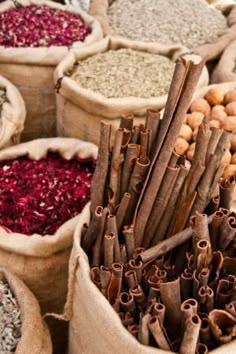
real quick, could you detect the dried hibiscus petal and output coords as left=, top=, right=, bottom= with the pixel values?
left=0, top=153, right=94, bottom=236
left=0, top=5, right=91, bottom=48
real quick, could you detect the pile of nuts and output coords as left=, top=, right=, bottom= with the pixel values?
left=175, top=87, right=236, bottom=178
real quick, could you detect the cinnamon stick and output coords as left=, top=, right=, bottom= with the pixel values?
left=138, top=313, right=151, bottom=345
left=159, top=277, right=182, bottom=330
left=120, top=144, right=140, bottom=198
left=220, top=175, right=236, bottom=210
left=107, top=263, right=123, bottom=306
left=144, top=166, right=180, bottom=248
left=145, top=109, right=160, bottom=159
left=148, top=316, right=171, bottom=350
left=120, top=114, right=134, bottom=131
left=140, top=129, right=150, bottom=159
left=206, top=127, right=223, bottom=164
left=134, top=55, right=206, bottom=247
left=104, top=233, right=115, bottom=268
left=116, top=192, right=131, bottom=233
left=82, top=206, right=104, bottom=253
left=91, top=122, right=111, bottom=214
left=179, top=315, right=201, bottom=354
left=92, top=207, right=108, bottom=266
left=123, top=225, right=135, bottom=259
left=106, top=214, right=121, bottom=263
left=109, top=128, right=124, bottom=210
left=208, top=309, right=236, bottom=344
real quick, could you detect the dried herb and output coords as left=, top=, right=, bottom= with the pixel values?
left=0, top=281, right=21, bottom=353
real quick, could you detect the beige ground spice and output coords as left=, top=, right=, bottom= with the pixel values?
left=108, top=0, right=227, bottom=48
left=0, top=281, right=21, bottom=353
left=70, top=48, right=174, bottom=98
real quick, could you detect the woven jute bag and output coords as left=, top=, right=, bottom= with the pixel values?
left=0, top=0, right=103, bottom=141
left=0, top=75, right=25, bottom=149
left=59, top=203, right=236, bottom=354
left=89, top=0, right=236, bottom=61
left=0, top=138, right=97, bottom=354
left=54, top=36, right=209, bottom=145
left=211, top=39, right=236, bottom=83
left=0, top=268, right=52, bottom=354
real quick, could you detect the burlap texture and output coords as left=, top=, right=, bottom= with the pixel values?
left=89, top=0, right=236, bottom=62
left=55, top=36, right=209, bottom=145
left=0, top=75, right=25, bottom=149
left=211, top=39, right=236, bottom=83
left=0, top=138, right=97, bottom=354
left=62, top=203, right=236, bottom=354
left=0, top=268, right=52, bottom=354
left=0, top=0, right=103, bottom=141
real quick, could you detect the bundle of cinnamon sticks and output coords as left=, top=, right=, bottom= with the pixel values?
left=81, top=54, right=236, bottom=353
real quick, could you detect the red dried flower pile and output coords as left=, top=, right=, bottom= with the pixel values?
left=0, top=5, right=91, bottom=47
left=0, top=153, right=94, bottom=235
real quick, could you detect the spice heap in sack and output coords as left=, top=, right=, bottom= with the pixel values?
left=0, top=280, right=21, bottom=352
left=69, top=48, right=174, bottom=98
left=108, top=0, right=227, bottom=48
left=0, top=137, right=97, bottom=354
left=0, top=0, right=102, bottom=141
left=177, top=85, right=236, bottom=179
left=0, top=153, right=94, bottom=235
left=78, top=55, right=236, bottom=353
left=0, top=4, right=91, bottom=47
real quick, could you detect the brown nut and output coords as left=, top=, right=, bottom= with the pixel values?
left=210, top=106, right=227, bottom=123
left=222, top=150, right=232, bottom=167
left=223, top=164, right=236, bottom=179
left=205, top=87, right=224, bottom=106
left=190, top=98, right=211, bottom=116
left=230, top=133, right=236, bottom=151
left=179, top=124, right=193, bottom=142
left=231, top=153, right=236, bottom=164
left=174, top=137, right=189, bottom=156
left=187, top=142, right=196, bottom=161
left=222, top=116, right=236, bottom=132
left=224, top=89, right=236, bottom=105
left=186, top=112, right=204, bottom=130
left=209, top=119, right=221, bottom=129
left=225, top=102, right=236, bottom=116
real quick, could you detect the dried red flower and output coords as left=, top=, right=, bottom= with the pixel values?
left=0, top=5, right=91, bottom=47
left=0, top=153, right=94, bottom=235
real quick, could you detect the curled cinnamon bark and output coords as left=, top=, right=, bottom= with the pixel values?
left=92, top=207, right=109, bottom=266
left=151, top=302, right=166, bottom=325
left=220, top=175, right=236, bottom=210
left=107, top=263, right=123, bottom=306
left=159, top=277, right=182, bottom=331
left=218, top=214, right=236, bottom=251
left=196, top=343, right=208, bottom=354
left=104, top=233, right=115, bottom=268
left=209, top=309, right=236, bottom=344
left=121, top=144, right=140, bottom=198
left=145, top=109, right=160, bottom=159
left=181, top=298, right=198, bottom=323
left=109, top=128, right=124, bottom=210
left=123, top=225, right=135, bottom=260
left=140, top=129, right=150, bottom=159
left=148, top=315, right=171, bottom=350
left=119, top=292, right=135, bottom=314
left=100, top=266, right=111, bottom=297
left=106, top=214, right=121, bottom=263
left=200, top=318, right=212, bottom=345
left=116, top=192, right=131, bottom=233
left=124, top=270, right=137, bottom=289
left=91, top=122, right=111, bottom=214
left=138, top=313, right=151, bottom=345
left=181, top=269, right=193, bottom=300
left=134, top=55, right=206, bottom=247
left=179, top=314, right=201, bottom=354
left=120, top=114, right=134, bottom=131
left=226, top=300, right=236, bottom=318
left=82, top=206, right=104, bottom=253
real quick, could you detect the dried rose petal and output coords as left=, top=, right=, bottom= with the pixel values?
left=0, top=5, right=91, bottom=47
left=0, top=153, right=94, bottom=235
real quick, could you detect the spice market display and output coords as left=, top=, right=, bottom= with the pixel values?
left=0, top=0, right=236, bottom=353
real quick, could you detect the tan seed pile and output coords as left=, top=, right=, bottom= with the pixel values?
left=70, top=49, right=174, bottom=98
left=0, top=281, right=21, bottom=353
left=108, top=0, right=227, bottom=48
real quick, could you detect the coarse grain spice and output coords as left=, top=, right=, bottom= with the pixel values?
left=0, top=153, right=94, bottom=235
left=0, top=5, right=91, bottom=47
left=0, top=88, right=6, bottom=115
left=0, top=281, right=21, bottom=353
left=108, top=0, right=227, bottom=48
left=70, top=48, right=174, bottom=98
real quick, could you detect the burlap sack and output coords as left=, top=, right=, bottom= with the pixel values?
left=0, top=0, right=103, bottom=141
left=89, top=0, right=236, bottom=61
left=211, top=39, right=236, bottom=83
left=61, top=203, right=236, bottom=354
left=0, top=75, right=25, bottom=149
left=0, top=138, right=97, bottom=354
left=55, top=36, right=209, bottom=145
left=0, top=268, right=52, bottom=354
